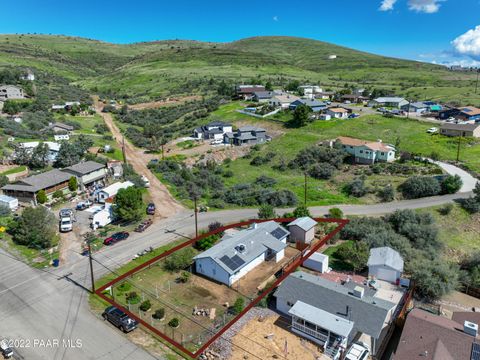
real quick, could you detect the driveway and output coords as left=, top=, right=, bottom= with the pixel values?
left=431, top=160, right=479, bottom=193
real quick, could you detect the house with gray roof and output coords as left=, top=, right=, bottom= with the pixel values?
left=2, top=169, right=72, bottom=205
left=224, top=126, right=268, bottom=146
left=401, top=101, right=429, bottom=113
left=368, top=247, right=404, bottom=283
left=63, top=161, right=107, bottom=190
left=368, top=97, right=408, bottom=108
left=0, top=85, right=25, bottom=101
left=274, top=271, right=398, bottom=358
left=252, top=91, right=275, bottom=102
left=194, top=221, right=289, bottom=286
left=193, top=121, right=233, bottom=141
left=289, top=98, right=327, bottom=112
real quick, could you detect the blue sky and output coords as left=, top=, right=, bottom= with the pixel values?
left=1, top=0, right=480, bottom=66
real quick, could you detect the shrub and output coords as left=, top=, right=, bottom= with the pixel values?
left=36, top=190, right=47, bottom=204
left=309, top=163, right=335, bottom=180
left=378, top=184, right=395, bottom=202
left=153, top=308, right=165, bottom=320
left=164, top=248, right=195, bottom=271
left=68, top=176, right=78, bottom=192
left=411, top=259, right=460, bottom=300
left=293, top=205, right=311, bottom=218
left=126, top=292, right=140, bottom=304
left=399, top=176, right=441, bottom=199
left=440, top=175, right=462, bottom=194
left=258, top=204, right=276, bottom=219
left=140, top=300, right=151, bottom=311
left=345, top=178, right=367, bottom=197
left=232, top=297, right=245, bottom=315
left=328, top=207, right=343, bottom=219
left=179, top=271, right=191, bottom=283
left=438, top=203, right=453, bottom=215
left=117, top=282, right=132, bottom=292
left=53, top=190, right=63, bottom=199
left=168, top=318, right=179, bottom=328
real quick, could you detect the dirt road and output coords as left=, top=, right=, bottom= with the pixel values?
left=94, top=98, right=184, bottom=219
left=127, top=95, right=201, bottom=110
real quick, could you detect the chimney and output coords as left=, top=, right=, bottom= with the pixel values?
left=464, top=321, right=478, bottom=337
left=353, top=286, right=364, bottom=299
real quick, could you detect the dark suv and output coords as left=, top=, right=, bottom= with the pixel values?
left=146, top=203, right=156, bottom=215
left=102, top=306, right=138, bottom=332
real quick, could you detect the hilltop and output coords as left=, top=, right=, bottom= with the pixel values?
left=0, top=34, right=478, bottom=104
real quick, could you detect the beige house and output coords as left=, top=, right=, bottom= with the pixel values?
left=0, top=85, right=25, bottom=101
left=287, top=217, right=317, bottom=249
left=440, top=123, right=480, bottom=138
left=269, top=94, right=300, bottom=109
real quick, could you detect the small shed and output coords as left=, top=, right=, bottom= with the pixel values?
left=0, top=195, right=18, bottom=211
left=303, top=252, right=329, bottom=273
left=287, top=217, right=317, bottom=245
left=367, top=247, right=404, bottom=283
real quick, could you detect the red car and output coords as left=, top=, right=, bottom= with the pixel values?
left=104, top=231, right=130, bottom=246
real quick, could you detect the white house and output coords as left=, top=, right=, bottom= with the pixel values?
left=367, top=247, right=404, bottom=283
left=0, top=85, right=25, bottom=101
left=97, top=181, right=134, bottom=203
left=368, top=97, right=408, bottom=108
left=193, top=121, right=233, bottom=141
left=0, top=195, right=18, bottom=211
left=54, top=134, right=70, bottom=141
left=63, top=161, right=107, bottom=191
left=269, top=94, right=300, bottom=109
left=298, top=85, right=323, bottom=99
left=17, top=141, right=61, bottom=162
left=91, top=203, right=114, bottom=230
left=336, top=136, right=396, bottom=164
left=20, top=70, right=35, bottom=81
left=326, top=108, right=349, bottom=119
left=194, top=221, right=289, bottom=286
left=287, top=217, right=317, bottom=246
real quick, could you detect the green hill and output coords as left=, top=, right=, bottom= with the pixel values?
left=0, top=34, right=478, bottom=104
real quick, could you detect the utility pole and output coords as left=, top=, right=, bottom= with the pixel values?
left=85, top=233, right=95, bottom=294
left=194, top=197, right=198, bottom=238
left=122, top=136, right=127, bottom=165
left=476, top=69, right=480, bottom=94
left=456, top=135, right=462, bottom=162
left=161, top=143, right=165, bottom=160
left=304, top=172, right=307, bottom=205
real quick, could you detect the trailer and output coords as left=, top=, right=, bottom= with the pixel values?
left=0, top=195, right=18, bottom=211
left=91, top=204, right=114, bottom=230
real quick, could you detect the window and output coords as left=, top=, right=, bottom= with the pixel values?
left=381, top=152, right=384, bottom=156
left=359, top=150, right=363, bottom=153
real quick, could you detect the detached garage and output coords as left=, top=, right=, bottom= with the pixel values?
left=367, top=247, right=404, bottom=283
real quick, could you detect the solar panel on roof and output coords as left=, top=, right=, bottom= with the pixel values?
left=231, top=255, right=245, bottom=269
left=220, top=255, right=245, bottom=272
left=271, top=227, right=287, bottom=240
left=471, top=343, right=480, bottom=360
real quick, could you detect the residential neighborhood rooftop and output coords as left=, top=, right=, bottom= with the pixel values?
left=287, top=216, right=317, bottom=231
left=2, top=169, right=72, bottom=192
left=368, top=247, right=404, bottom=272
left=64, top=161, right=106, bottom=175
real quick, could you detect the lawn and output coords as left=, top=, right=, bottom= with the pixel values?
left=0, top=165, right=27, bottom=176
left=322, top=241, right=354, bottom=271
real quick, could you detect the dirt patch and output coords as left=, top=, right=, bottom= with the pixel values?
left=128, top=95, right=201, bottom=110
left=127, top=328, right=182, bottom=359
left=234, top=120, right=285, bottom=139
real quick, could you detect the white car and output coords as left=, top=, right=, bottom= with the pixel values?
left=427, top=127, right=438, bottom=133
left=60, top=217, right=73, bottom=232
left=345, top=342, right=370, bottom=360
left=141, top=175, right=150, bottom=188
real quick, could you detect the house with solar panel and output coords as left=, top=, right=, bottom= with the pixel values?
left=193, top=221, right=289, bottom=286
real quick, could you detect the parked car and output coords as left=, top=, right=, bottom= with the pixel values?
left=427, top=127, right=438, bottom=133
left=146, top=203, right=156, bottom=215
left=377, top=107, right=387, bottom=113
left=102, top=306, right=138, bottom=333
left=135, top=219, right=153, bottom=232
left=0, top=339, right=13, bottom=359
left=59, top=217, right=73, bottom=232
left=210, top=139, right=223, bottom=145
left=104, top=231, right=130, bottom=246
left=76, top=200, right=92, bottom=210
left=348, top=113, right=360, bottom=119
left=345, top=342, right=370, bottom=360
left=141, top=175, right=150, bottom=188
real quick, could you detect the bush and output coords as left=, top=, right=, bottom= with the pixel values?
left=411, top=259, right=460, bottom=300
left=126, top=292, right=140, bottom=304
left=117, top=282, right=132, bottom=292
left=179, top=271, right=191, bottom=283
left=140, top=300, right=151, bottom=311
left=153, top=308, right=165, bottom=320
left=232, top=297, right=245, bottom=315
left=345, top=178, right=367, bottom=197
left=328, top=207, right=343, bottom=219
left=378, top=184, right=395, bottom=202
left=438, top=203, right=454, bottom=215
left=168, top=318, right=179, bottom=328
left=36, top=190, right=47, bottom=204
left=293, top=205, right=311, bottom=218
left=53, top=190, right=63, bottom=199
left=440, top=175, right=463, bottom=194
left=164, top=248, right=195, bottom=271
left=68, top=176, right=78, bottom=192
left=309, top=163, right=336, bottom=180
left=399, top=176, right=441, bottom=199
left=258, top=204, right=276, bottom=219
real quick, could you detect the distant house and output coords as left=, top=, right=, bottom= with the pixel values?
left=394, top=309, right=480, bottom=360
left=456, top=106, right=480, bottom=122
left=252, top=91, right=274, bottom=103
left=367, top=247, right=404, bottom=283
left=51, top=101, right=81, bottom=112
left=438, top=107, right=461, bottom=120
left=287, top=217, right=317, bottom=246
left=193, top=121, right=233, bottom=141
left=16, top=141, right=61, bottom=162
left=401, top=102, right=429, bottom=114
left=289, top=99, right=327, bottom=112
left=336, top=136, right=396, bottom=164
left=269, top=94, right=300, bottom=109
left=368, top=97, right=408, bottom=108
left=440, top=122, right=480, bottom=138
left=298, top=85, right=323, bottom=99
left=20, top=70, right=35, bottom=81
left=54, top=134, right=70, bottom=141
left=326, top=107, right=349, bottom=119
left=235, top=85, right=266, bottom=100
left=2, top=169, right=72, bottom=205
left=194, top=221, right=289, bottom=286
left=97, top=181, right=134, bottom=203
left=315, top=91, right=335, bottom=100
left=63, top=161, right=107, bottom=191
left=340, top=94, right=369, bottom=104
left=224, top=126, right=267, bottom=146
left=423, top=101, right=442, bottom=112
left=47, top=122, right=75, bottom=134
left=275, top=271, right=400, bottom=358
left=0, top=85, right=25, bottom=101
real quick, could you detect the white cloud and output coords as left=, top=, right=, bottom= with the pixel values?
left=407, top=0, right=444, bottom=13
left=379, top=0, right=397, bottom=11
left=273, top=15, right=279, bottom=22
left=452, top=25, right=480, bottom=59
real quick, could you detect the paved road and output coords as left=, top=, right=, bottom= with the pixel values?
left=432, top=160, right=479, bottom=193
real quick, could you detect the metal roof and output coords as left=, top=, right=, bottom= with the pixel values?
left=287, top=217, right=317, bottom=231
left=288, top=301, right=354, bottom=338
left=274, top=271, right=396, bottom=339
left=367, top=247, right=404, bottom=272
left=2, top=169, right=72, bottom=193
left=373, top=97, right=407, bottom=103
left=441, top=123, right=480, bottom=131
left=64, top=161, right=106, bottom=175
left=194, top=221, right=289, bottom=275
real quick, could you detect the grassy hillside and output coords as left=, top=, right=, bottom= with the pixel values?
left=0, top=34, right=479, bottom=104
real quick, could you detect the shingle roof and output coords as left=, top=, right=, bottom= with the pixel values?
left=441, top=122, right=480, bottom=131
left=253, top=91, right=274, bottom=99
left=328, top=107, right=349, bottom=113
left=194, top=221, right=289, bottom=275
left=459, top=106, right=480, bottom=116
left=50, top=122, right=74, bottom=131
left=2, top=169, right=71, bottom=193
left=394, top=309, right=479, bottom=360
left=274, top=271, right=396, bottom=339
left=336, top=136, right=392, bottom=152
left=373, top=97, right=406, bottom=103
left=64, top=161, right=106, bottom=175
left=287, top=217, right=317, bottom=231
left=367, top=247, right=404, bottom=272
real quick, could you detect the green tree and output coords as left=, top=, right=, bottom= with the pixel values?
left=337, top=241, right=370, bottom=273
left=328, top=207, right=344, bottom=219
left=29, top=143, right=50, bottom=169
left=113, top=186, right=143, bottom=222
left=54, top=142, right=83, bottom=168
left=232, top=297, right=245, bottom=315
left=36, top=190, right=47, bottom=204
left=0, top=175, right=8, bottom=188
left=265, top=81, right=273, bottom=91
left=68, top=176, right=78, bottom=192
left=139, top=300, right=151, bottom=312
left=378, top=184, right=395, bottom=202
left=168, top=318, right=179, bottom=328
left=258, top=204, right=276, bottom=219
left=10, top=206, right=57, bottom=249
left=164, top=248, right=195, bottom=272
left=291, top=104, right=311, bottom=127
left=293, top=205, right=311, bottom=218
left=440, top=175, right=463, bottom=195
left=345, top=178, right=368, bottom=197
left=400, top=176, right=441, bottom=199
left=153, top=308, right=165, bottom=320
left=411, top=259, right=459, bottom=300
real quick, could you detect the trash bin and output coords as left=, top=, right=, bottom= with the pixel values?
left=52, top=259, right=60, bottom=267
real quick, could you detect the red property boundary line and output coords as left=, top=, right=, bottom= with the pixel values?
left=96, top=217, right=349, bottom=359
